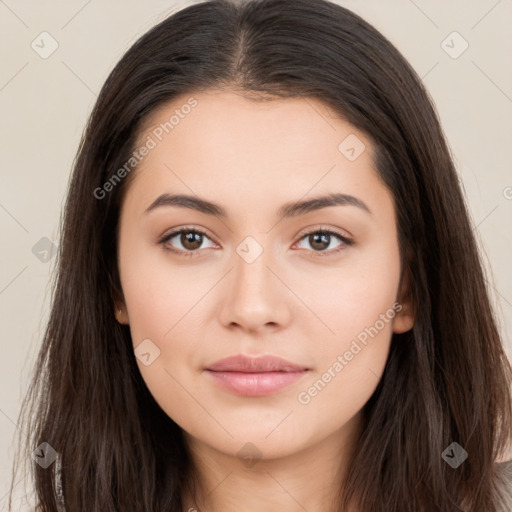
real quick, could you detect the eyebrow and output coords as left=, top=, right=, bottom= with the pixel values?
left=144, top=192, right=372, bottom=218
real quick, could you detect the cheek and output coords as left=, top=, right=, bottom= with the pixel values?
left=292, top=239, right=400, bottom=410
left=295, top=287, right=397, bottom=416
left=120, top=257, right=205, bottom=425
left=119, top=235, right=204, bottom=343
left=118, top=240, right=210, bottom=420
left=292, top=269, right=399, bottom=441
left=291, top=237, right=402, bottom=346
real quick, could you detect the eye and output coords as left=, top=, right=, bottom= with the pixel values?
left=293, top=227, right=354, bottom=257
left=159, top=227, right=217, bottom=258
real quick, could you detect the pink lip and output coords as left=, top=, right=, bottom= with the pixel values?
left=205, top=355, right=309, bottom=396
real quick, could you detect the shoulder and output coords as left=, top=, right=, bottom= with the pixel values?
left=494, top=459, right=512, bottom=512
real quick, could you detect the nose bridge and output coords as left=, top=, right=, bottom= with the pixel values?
left=232, top=233, right=275, bottom=297
left=218, top=232, right=290, bottom=331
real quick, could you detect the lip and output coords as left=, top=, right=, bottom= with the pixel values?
left=204, top=355, right=309, bottom=397
left=206, top=354, right=308, bottom=373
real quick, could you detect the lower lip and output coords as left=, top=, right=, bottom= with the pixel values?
left=205, top=370, right=308, bottom=396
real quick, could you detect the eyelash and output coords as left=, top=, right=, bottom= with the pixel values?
left=158, top=226, right=354, bottom=259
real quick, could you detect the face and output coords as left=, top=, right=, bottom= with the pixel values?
left=116, top=88, right=414, bottom=463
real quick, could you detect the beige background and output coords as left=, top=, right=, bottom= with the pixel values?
left=1, top=0, right=511, bottom=508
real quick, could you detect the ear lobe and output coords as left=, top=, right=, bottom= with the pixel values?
left=112, top=291, right=129, bottom=325
left=393, top=266, right=415, bottom=334
left=393, top=306, right=415, bottom=334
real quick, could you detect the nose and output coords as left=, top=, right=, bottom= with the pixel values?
left=218, top=239, right=292, bottom=334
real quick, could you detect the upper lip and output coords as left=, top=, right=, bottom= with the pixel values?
left=206, top=355, right=308, bottom=373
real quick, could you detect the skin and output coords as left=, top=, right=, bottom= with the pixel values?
left=115, top=88, right=415, bottom=512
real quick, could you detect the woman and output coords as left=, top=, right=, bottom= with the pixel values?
left=8, top=0, right=512, bottom=510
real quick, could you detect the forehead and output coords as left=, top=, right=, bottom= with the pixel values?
left=137, top=88, right=365, bottom=164
left=124, top=88, right=389, bottom=218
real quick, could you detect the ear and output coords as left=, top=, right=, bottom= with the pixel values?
left=112, top=290, right=129, bottom=325
left=392, top=265, right=415, bottom=334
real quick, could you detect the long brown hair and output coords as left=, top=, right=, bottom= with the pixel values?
left=9, top=0, right=512, bottom=510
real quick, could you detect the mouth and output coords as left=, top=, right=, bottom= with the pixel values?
left=204, top=354, right=310, bottom=396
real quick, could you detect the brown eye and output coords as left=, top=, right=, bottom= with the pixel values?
left=308, top=232, right=331, bottom=251
left=179, top=230, right=203, bottom=250
left=295, top=229, right=354, bottom=257
left=160, top=228, right=216, bottom=257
